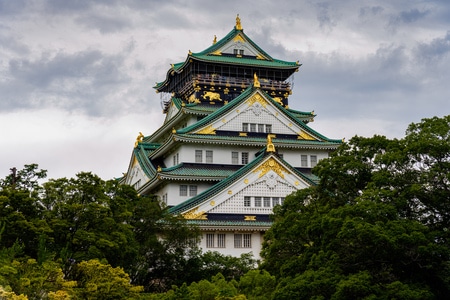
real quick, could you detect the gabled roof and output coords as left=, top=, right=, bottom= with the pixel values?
left=154, top=22, right=300, bottom=91
left=169, top=149, right=316, bottom=215
left=176, top=85, right=341, bottom=143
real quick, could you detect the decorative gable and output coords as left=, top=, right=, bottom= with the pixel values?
left=191, top=89, right=322, bottom=141
left=125, top=157, right=148, bottom=190
left=164, top=99, right=181, bottom=123
left=176, top=154, right=311, bottom=219
left=211, top=32, right=269, bottom=60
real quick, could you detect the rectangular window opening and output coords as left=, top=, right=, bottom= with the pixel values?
left=310, top=155, right=318, bottom=168
left=206, top=150, right=213, bottom=163
left=232, top=152, right=239, bottom=164
left=195, top=150, right=203, bottom=163
left=180, top=185, right=188, bottom=196
left=301, top=155, right=308, bottom=167
left=242, top=152, right=249, bottom=164
left=206, top=233, right=215, bottom=248
left=244, top=196, right=251, bottom=207
left=189, top=185, right=198, bottom=197
left=217, top=234, right=226, bottom=248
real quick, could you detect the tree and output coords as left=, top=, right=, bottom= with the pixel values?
left=238, top=270, right=275, bottom=300
left=40, top=173, right=140, bottom=275
left=197, top=251, right=256, bottom=282
left=262, top=115, right=450, bottom=299
left=71, top=259, right=143, bottom=299
left=0, top=164, right=51, bottom=258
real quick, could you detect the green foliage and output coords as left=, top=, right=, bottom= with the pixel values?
left=0, top=166, right=202, bottom=296
left=262, top=115, right=450, bottom=299
left=198, top=251, right=256, bottom=282
left=72, top=259, right=143, bottom=299
left=238, top=269, right=275, bottom=300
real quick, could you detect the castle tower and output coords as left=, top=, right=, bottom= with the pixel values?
left=122, top=16, right=341, bottom=259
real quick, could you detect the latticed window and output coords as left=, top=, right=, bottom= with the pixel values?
left=242, top=152, right=249, bottom=164
left=206, top=234, right=215, bottom=248
left=180, top=185, right=188, bottom=196
left=195, top=150, right=203, bottom=163
left=272, top=197, right=280, bottom=206
left=258, top=124, right=265, bottom=132
left=250, top=123, right=257, bottom=132
left=310, top=155, right=317, bottom=167
left=234, top=234, right=251, bottom=248
left=264, top=197, right=271, bottom=207
left=254, top=197, right=262, bottom=207
left=206, top=150, right=213, bottom=163
left=234, top=234, right=242, bottom=248
left=301, top=155, right=308, bottom=167
left=242, top=123, right=249, bottom=131
left=217, top=234, right=226, bottom=248
left=265, top=124, right=272, bottom=133
left=243, top=234, right=252, bottom=248
left=244, top=196, right=251, bottom=207
left=232, top=152, right=239, bottom=164
left=189, top=185, right=197, bottom=196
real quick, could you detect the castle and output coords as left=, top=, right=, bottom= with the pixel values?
left=121, top=16, right=341, bottom=259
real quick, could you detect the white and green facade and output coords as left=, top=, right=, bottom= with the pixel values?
left=122, top=17, right=341, bottom=259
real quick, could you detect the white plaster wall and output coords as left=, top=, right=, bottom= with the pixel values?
left=159, top=182, right=215, bottom=207
left=280, top=149, right=330, bottom=168
left=126, top=163, right=148, bottom=190
left=214, top=104, right=299, bottom=136
left=173, top=144, right=260, bottom=165
left=199, top=231, right=263, bottom=260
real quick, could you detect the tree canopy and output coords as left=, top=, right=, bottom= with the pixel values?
left=1, top=115, right=449, bottom=299
left=261, top=115, right=450, bottom=299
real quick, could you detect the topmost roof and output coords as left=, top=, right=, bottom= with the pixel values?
left=154, top=15, right=300, bottom=91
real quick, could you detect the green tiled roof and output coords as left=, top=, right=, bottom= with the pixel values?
left=160, top=163, right=239, bottom=178
left=175, top=133, right=342, bottom=148
left=169, top=150, right=316, bottom=215
left=134, top=145, right=157, bottom=178
left=154, top=27, right=299, bottom=90
left=185, top=219, right=272, bottom=229
left=198, top=26, right=273, bottom=58
left=189, top=54, right=298, bottom=68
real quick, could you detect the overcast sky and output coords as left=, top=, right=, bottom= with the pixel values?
left=1, top=0, right=449, bottom=181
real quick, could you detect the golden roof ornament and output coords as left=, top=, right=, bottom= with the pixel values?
left=266, top=134, right=276, bottom=152
left=134, top=132, right=144, bottom=148
left=236, top=14, right=242, bottom=30
left=253, top=73, right=260, bottom=88
left=213, top=35, right=217, bottom=44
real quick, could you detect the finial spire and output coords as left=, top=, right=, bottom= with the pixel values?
left=253, top=73, right=260, bottom=88
left=213, top=35, right=217, bottom=44
left=266, top=134, right=276, bottom=152
left=134, top=132, right=144, bottom=148
left=236, top=14, right=242, bottom=30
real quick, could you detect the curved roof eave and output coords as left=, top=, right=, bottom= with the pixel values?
left=169, top=151, right=316, bottom=215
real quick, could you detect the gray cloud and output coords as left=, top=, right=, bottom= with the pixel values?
left=0, top=0, right=449, bottom=180
left=1, top=49, right=136, bottom=116
left=415, top=31, right=450, bottom=63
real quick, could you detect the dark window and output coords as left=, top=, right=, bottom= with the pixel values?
left=242, top=152, right=249, bottom=164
